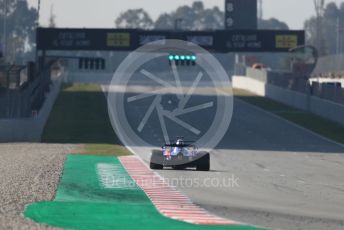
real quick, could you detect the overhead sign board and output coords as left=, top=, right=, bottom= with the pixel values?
left=275, top=35, right=298, bottom=49
left=37, top=28, right=137, bottom=51
left=186, top=35, right=214, bottom=47
left=107, top=32, right=131, bottom=47
left=218, top=30, right=305, bottom=52
left=37, top=28, right=305, bottom=53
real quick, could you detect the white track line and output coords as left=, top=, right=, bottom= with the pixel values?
left=119, top=156, right=240, bottom=225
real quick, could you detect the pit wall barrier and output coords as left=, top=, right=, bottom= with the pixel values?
left=0, top=72, right=65, bottom=142
left=232, top=75, right=344, bottom=126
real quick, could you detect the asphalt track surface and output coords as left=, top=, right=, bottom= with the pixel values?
left=157, top=99, right=344, bottom=230
left=106, top=69, right=344, bottom=230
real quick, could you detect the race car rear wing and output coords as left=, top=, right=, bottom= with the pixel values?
left=163, top=142, right=196, bottom=148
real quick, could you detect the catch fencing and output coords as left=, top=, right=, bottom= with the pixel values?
left=313, top=54, right=344, bottom=75
left=246, top=66, right=344, bottom=105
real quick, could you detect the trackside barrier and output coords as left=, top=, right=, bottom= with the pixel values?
left=232, top=75, right=344, bottom=126
left=0, top=72, right=64, bottom=142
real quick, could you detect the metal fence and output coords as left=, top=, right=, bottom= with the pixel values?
left=310, top=81, right=344, bottom=105
left=309, top=54, right=344, bottom=105
left=313, top=54, right=344, bottom=75
left=246, top=62, right=344, bottom=106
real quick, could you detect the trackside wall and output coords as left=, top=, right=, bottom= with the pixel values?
left=232, top=76, right=344, bottom=126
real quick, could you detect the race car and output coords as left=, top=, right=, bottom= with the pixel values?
left=150, top=138, right=210, bottom=171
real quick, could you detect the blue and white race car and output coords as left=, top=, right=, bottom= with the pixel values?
left=150, top=138, right=210, bottom=171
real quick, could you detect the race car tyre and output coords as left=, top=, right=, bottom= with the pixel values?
left=150, top=150, right=164, bottom=170
left=196, top=152, right=210, bottom=171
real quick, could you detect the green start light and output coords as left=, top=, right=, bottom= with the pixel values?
left=168, top=54, right=197, bottom=62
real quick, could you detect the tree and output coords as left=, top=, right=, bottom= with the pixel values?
left=304, top=16, right=318, bottom=49
left=155, top=13, right=174, bottom=30
left=155, top=1, right=224, bottom=30
left=201, top=6, right=224, bottom=30
left=0, top=0, right=16, bottom=15
left=258, top=18, right=289, bottom=30
left=115, top=9, right=154, bottom=29
left=114, top=1, right=289, bottom=32
left=154, top=1, right=289, bottom=31
left=0, top=0, right=38, bottom=63
left=304, top=1, right=344, bottom=55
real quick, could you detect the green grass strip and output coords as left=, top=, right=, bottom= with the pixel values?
left=42, top=83, right=130, bottom=156
left=234, top=89, right=344, bottom=144
left=24, top=155, right=263, bottom=230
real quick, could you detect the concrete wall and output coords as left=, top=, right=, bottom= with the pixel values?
left=246, top=67, right=308, bottom=93
left=246, top=68, right=268, bottom=82
left=0, top=73, right=64, bottom=142
left=233, top=76, right=344, bottom=126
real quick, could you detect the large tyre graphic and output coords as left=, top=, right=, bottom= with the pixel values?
left=150, top=150, right=164, bottom=170
left=196, top=152, right=210, bottom=171
left=107, top=40, right=234, bottom=158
